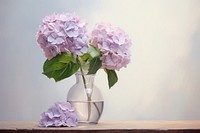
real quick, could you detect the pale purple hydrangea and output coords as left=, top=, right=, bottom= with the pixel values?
left=91, top=23, right=131, bottom=70
left=36, top=13, right=89, bottom=60
left=101, top=52, right=130, bottom=71
left=39, top=102, right=78, bottom=127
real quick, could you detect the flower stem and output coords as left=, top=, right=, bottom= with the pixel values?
left=76, top=56, right=91, bottom=121
left=79, top=64, right=87, bottom=89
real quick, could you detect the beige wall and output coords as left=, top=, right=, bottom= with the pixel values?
left=0, top=0, right=200, bottom=120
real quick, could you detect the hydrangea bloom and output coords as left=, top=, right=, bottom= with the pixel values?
left=36, top=13, right=89, bottom=60
left=39, top=102, right=78, bottom=127
left=91, top=23, right=131, bottom=70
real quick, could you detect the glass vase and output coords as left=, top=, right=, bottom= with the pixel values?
left=67, top=71, right=104, bottom=124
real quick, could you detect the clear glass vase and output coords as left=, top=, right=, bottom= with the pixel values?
left=67, top=71, right=104, bottom=124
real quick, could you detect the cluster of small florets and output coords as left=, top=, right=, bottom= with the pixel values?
left=39, top=102, right=78, bottom=127
left=91, top=23, right=131, bottom=70
left=36, top=13, right=88, bottom=60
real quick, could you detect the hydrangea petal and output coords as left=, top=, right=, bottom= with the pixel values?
left=66, top=30, right=79, bottom=37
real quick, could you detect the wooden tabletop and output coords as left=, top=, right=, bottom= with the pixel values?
left=0, top=121, right=200, bottom=133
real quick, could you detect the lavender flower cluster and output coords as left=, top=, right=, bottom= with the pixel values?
left=36, top=13, right=88, bottom=60
left=39, top=102, right=78, bottom=127
left=91, top=23, right=131, bottom=70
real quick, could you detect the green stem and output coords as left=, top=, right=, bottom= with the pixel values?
left=76, top=56, right=91, bottom=121
left=76, top=56, right=101, bottom=122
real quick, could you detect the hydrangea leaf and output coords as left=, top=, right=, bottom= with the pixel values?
left=105, top=69, right=118, bottom=89
left=80, top=53, right=92, bottom=62
left=58, top=52, right=73, bottom=63
left=51, top=63, right=79, bottom=82
left=88, top=57, right=102, bottom=74
left=43, top=52, right=72, bottom=73
left=76, top=53, right=92, bottom=71
left=43, top=52, right=79, bottom=82
left=88, top=45, right=100, bottom=58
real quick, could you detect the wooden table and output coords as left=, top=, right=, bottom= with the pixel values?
left=0, top=121, right=200, bottom=133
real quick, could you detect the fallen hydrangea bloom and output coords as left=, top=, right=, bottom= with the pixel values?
left=39, top=102, right=78, bottom=127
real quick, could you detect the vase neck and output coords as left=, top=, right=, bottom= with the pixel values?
left=75, top=72, right=95, bottom=88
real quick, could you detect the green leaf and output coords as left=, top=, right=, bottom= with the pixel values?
left=80, top=53, right=92, bottom=62
left=70, top=55, right=77, bottom=63
left=88, top=46, right=100, bottom=58
left=43, top=53, right=73, bottom=72
left=88, top=57, right=102, bottom=74
left=58, top=52, right=72, bottom=63
left=43, top=61, right=66, bottom=73
left=42, top=52, right=79, bottom=82
left=54, top=63, right=79, bottom=81
left=105, top=69, right=118, bottom=88
left=43, top=62, right=79, bottom=82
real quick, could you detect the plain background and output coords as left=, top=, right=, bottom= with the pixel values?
left=0, top=0, right=200, bottom=121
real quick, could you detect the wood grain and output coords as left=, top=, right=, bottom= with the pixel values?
left=0, top=121, right=200, bottom=133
